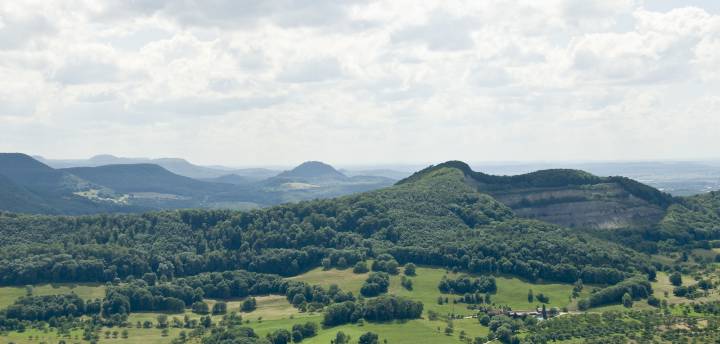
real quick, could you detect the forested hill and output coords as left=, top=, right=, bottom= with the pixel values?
left=0, top=153, right=136, bottom=214
left=274, top=161, right=348, bottom=181
left=0, top=163, right=651, bottom=286
left=401, top=161, right=676, bottom=229
left=61, top=164, right=228, bottom=197
left=658, top=191, right=720, bottom=243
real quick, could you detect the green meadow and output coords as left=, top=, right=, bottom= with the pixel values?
left=0, top=265, right=674, bottom=344
left=0, top=283, right=106, bottom=309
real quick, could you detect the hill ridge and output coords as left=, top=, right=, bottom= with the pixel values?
left=399, top=160, right=675, bottom=229
left=275, top=161, right=347, bottom=180
left=400, top=160, right=674, bottom=208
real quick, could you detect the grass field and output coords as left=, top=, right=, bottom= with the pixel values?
left=0, top=283, right=106, bottom=308
left=0, top=265, right=648, bottom=344
left=294, top=265, right=581, bottom=314
left=288, top=266, right=369, bottom=293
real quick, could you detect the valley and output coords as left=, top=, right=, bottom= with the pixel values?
left=0, top=154, right=396, bottom=214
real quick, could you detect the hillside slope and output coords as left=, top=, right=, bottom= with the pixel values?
left=0, top=161, right=651, bottom=286
left=659, top=191, right=720, bottom=242
left=401, top=161, right=674, bottom=229
left=0, top=174, right=55, bottom=213
left=274, top=161, right=348, bottom=181
left=0, top=153, right=87, bottom=194
left=62, top=164, right=227, bottom=196
left=0, top=153, right=137, bottom=214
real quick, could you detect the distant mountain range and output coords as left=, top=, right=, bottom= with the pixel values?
left=35, top=154, right=280, bottom=181
left=4, top=153, right=720, bottom=215
left=1, top=153, right=396, bottom=214
left=0, top=154, right=140, bottom=214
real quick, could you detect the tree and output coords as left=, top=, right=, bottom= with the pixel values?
left=191, top=301, right=209, bottom=314
left=359, top=332, right=379, bottom=344
left=322, top=258, right=332, bottom=270
left=337, top=257, right=348, bottom=269
left=577, top=299, right=590, bottom=311
left=241, top=297, right=257, bottom=312
left=156, top=314, right=168, bottom=328
left=201, top=315, right=212, bottom=328
left=267, top=329, right=291, bottom=344
left=142, top=272, right=158, bottom=286
left=573, top=279, right=584, bottom=297
left=353, top=261, right=369, bottom=274
left=647, top=267, right=657, bottom=281
left=292, top=330, right=303, bottom=343
left=165, top=297, right=186, bottom=313
left=300, top=322, right=318, bottom=338
left=622, top=292, right=633, bottom=308
left=669, top=272, right=683, bottom=286
left=536, top=293, right=549, bottom=303
left=361, top=272, right=390, bottom=297
left=401, top=276, right=413, bottom=290
left=479, top=314, right=490, bottom=326
left=527, top=289, right=534, bottom=303
left=495, top=325, right=514, bottom=344
left=404, top=263, right=417, bottom=276
left=292, top=293, right=306, bottom=307
left=212, top=301, right=227, bottom=315
left=647, top=295, right=660, bottom=307
left=334, top=331, right=350, bottom=344
left=698, top=279, right=712, bottom=290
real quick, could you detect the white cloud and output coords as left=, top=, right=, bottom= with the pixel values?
left=0, top=0, right=719, bottom=165
left=0, top=3, right=55, bottom=50
left=277, top=57, right=344, bottom=83
left=391, top=11, right=478, bottom=51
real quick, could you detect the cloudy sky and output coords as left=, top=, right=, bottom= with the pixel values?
left=1, top=0, right=719, bottom=166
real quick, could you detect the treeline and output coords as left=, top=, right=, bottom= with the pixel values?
left=386, top=219, right=637, bottom=285
left=202, top=320, right=319, bottom=344
left=322, top=295, right=423, bottom=326
left=438, top=275, right=496, bottom=294
left=4, top=294, right=98, bottom=321
left=102, top=270, right=354, bottom=316
left=578, top=277, right=653, bottom=309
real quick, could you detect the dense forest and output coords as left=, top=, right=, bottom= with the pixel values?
left=0, top=167, right=654, bottom=288
left=2, top=161, right=719, bottom=343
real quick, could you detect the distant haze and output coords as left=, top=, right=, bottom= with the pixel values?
left=1, top=1, right=720, bottom=165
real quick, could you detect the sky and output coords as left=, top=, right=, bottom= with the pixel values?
left=1, top=0, right=720, bottom=166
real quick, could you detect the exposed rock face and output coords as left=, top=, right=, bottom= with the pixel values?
left=401, top=161, right=673, bottom=230
left=487, top=183, right=666, bottom=229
